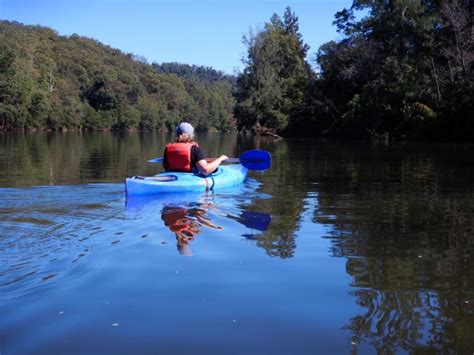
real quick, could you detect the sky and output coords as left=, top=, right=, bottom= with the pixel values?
left=1, top=0, right=353, bottom=74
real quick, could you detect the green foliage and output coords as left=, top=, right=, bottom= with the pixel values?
left=2, top=0, right=472, bottom=141
left=152, top=62, right=236, bottom=86
left=236, top=2, right=472, bottom=140
left=312, top=0, right=473, bottom=139
left=0, top=21, right=236, bottom=132
left=235, top=7, right=312, bottom=133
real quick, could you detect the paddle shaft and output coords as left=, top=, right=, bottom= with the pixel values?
left=147, top=149, right=271, bottom=171
left=148, top=157, right=239, bottom=164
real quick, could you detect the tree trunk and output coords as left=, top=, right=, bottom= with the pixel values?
left=448, top=59, right=455, bottom=84
left=430, top=57, right=441, bottom=102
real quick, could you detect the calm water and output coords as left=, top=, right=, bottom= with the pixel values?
left=0, top=132, right=473, bottom=354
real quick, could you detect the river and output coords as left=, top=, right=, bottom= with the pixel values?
left=0, top=132, right=473, bottom=353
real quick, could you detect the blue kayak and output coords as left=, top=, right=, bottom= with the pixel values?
left=125, top=164, right=248, bottom=196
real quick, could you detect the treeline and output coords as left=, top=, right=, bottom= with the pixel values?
left=235, top=2, right=473, bottom=140
left=2, top=0, right=472, bottom=140
left=152, top=62, right=236, bottom=87
left=0, top=21, right=235, bottom=131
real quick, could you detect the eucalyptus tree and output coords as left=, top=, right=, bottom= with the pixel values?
left=0, top=44, right=19, bottom=129
left=235, top=7, right=312, bottom=133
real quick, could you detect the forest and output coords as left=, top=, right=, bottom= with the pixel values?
left=1, top=0, right=472, bottom=140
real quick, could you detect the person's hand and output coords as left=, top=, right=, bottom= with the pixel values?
left=219, top=155, right=229, bottom=162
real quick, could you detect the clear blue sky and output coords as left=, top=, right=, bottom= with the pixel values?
left=1, top=0, right=352, bottom=74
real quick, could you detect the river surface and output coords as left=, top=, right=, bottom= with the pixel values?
left=0, top=132, right=473, bottom=354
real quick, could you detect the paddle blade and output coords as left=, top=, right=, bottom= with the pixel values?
left=239, top=150, right=271, bottom=170
left=147, top=157, right=164, bottom=163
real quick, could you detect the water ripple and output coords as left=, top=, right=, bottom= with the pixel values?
left=0, top=180, right=268, bottom=302
left=0, top=184, right=124, bottom=301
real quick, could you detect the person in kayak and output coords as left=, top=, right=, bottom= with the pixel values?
left=163, top=122, right=228, bottom=175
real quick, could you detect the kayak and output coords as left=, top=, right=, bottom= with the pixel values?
left=125, top=150, right=271, bottom=196
left=125, top=164, right=248, bottom=196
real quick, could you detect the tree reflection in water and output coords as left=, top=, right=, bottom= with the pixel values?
left=3, top=132, right=473, bottom=351
left=240, top=139, right=474, bottom=352
left=307, top=144, right=474, bottom=353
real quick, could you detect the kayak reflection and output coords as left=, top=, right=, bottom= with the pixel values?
left=161, top=205, right=223, bottom=256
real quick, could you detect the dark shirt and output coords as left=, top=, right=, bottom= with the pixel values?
left=163, top=145, right=205, bottom=172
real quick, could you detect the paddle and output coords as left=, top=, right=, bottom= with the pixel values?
left=147, top=157, right=165, bottom=163
left=236, top=149, right=271, bottom=171
left=147, top=149, right=271, bottom=171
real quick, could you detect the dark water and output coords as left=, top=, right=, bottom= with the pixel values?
left=0, top=132, right=473, bottom=354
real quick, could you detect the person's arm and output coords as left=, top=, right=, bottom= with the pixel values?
left=196, top=155, right=228, bottom=176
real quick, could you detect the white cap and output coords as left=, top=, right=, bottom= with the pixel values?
left=176, top=122, right=194, bottom=137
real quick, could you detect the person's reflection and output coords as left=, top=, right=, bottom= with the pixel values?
left=161, top=205, right=223, bottom=256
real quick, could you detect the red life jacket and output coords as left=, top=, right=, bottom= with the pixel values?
left=165, top=142, right=197, bottom=172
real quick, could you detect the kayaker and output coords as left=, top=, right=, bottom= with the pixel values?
left=163, top=122, right=228, bottom=175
